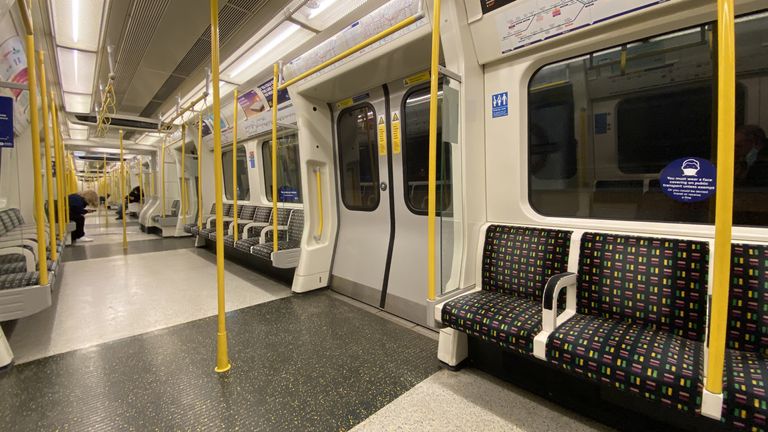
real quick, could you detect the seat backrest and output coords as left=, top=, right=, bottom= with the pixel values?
left=240, top=205, right=256, bottom=221
left=481, top=225, right=572, bottom=300
left=208, top=203, right=216, bottom=216
left=170, top=200, right=180, bottom=216
left=274, top=208, right=291, bottom=226
left=287, top=210, right=304, bottom=242
left=577, top=232, right=709, bottom=342
left=254, top=206, right=271, bottom=223
left=10, top=208, right=23, bottom=225
left=222, top=203, right=233, bottom=217
left=727, top=243, right=768, bottom=356
left=0, top=210, right=16, bottom=231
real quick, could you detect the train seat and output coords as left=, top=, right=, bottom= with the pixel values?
left=187, top=203, right=216, bottom=235
left=720, top=243, right=768, bottom=430
left=208, top=204, right=251, bottom=241
left=440, top=225, right=572, bottom=356
left=233, top=207, right=291, bottom=253
left=545, top=232, right=709, bottom=414
left=223, top=205, right=266, bottom=248
left=250, top=209, right=304, bottom=264
left=151, top=200, right=180, bottom=227
left=197, top=203, right=234, bottom=238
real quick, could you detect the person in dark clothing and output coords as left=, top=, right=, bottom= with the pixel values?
left=69, top=190, right=98, bottom=243
left=115, top=186, right=144, bottom=220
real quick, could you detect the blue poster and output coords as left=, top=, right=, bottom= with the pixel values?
left=278, top=186, right=300, bottom=202
left=248, top=151, right=256, bottom=169
left=660, top=157, right=717, bottom=203
left=491, top=92, right=508, bottom=118
left=0, top=96, right=13, bottom=148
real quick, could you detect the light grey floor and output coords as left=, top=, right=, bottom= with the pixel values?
left=352, top=368, right=614, bottom=432
left=9, top=248, right=292, bottom=364
left=75, top=212, right=158, bottom=245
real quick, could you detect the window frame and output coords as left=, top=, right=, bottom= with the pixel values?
left=221, top=145, right=250, bottom=201
left=336, top=102, right=381, bottom=212
left=261, top=134, right=303, bottom=204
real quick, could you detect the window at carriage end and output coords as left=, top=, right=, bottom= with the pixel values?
left=262, top=135, right=302, bottom=203
left=527, top=10, right=768, bottom=227
left=222, top=146, right=250, bottom=201
left=337, top=104, right=380, bottom=211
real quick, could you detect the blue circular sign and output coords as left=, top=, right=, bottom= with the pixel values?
left=660, top=157, right=717, bottom=203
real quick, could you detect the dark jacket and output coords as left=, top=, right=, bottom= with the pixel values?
left=68, top=194, right=88, bottom=217
left=127, top=186, right=144, bottom=203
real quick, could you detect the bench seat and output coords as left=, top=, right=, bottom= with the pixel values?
left=442, top=291, right=543, bottom=355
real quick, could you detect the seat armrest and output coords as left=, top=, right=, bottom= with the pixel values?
left=541, top=272, right=578, bottom=332
left=241, top=222, right=268, bottom=239
left=205, top=216, right=216, bottom=229
left=0, top=247, right=35, bottom=271
left=259, top=225, right=288, bottom=243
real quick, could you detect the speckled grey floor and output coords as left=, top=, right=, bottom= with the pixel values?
left=0, top=290, right=439, bottom=431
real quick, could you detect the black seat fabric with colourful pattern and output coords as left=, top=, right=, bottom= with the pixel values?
left=224, top=206, right=269, bottom=248
left=0, top=271, right=40, bottom=290
left=441, top=225, right=572, bottom=355
left=209, top=204, right=252, bottom=241
left=547, top=232, right=709, bottom=414
left=188, top=204, right=216, bottom=235
left=198, top=203, right=234, bottom=238
left=250, top=209, right=304, bottom=261
left=721, top=243, right=768, bottom=430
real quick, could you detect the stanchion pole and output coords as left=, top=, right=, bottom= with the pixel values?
left=232, top=89, right=239, bottom=241
left=37, top=50, right=56, bottom=261
left=119, top=130, right=127, bottom=249
left=197, top=114, right=204, bottom=229
left=271, top=64, right=279, bottom=253
left=426, top=0, right=441, bottom=301
left=51, top=93, right=66, bottom=243
left=210, top=0, right=230, bottom=373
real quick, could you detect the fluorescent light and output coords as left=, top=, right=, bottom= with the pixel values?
left=292, top=0, right=368, bottom=31
left=222, top=22, right=312, bottom=83
left=63, top=92, right=92, bottom=112
left=51, top=0, right=104, bottom=51
left=70, top=129, right=88, bottom=140
left=57, top=47, right=96, bottom=93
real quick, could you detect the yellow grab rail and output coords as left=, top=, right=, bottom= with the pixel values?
left=426, top=0, right=441, bottom=301
left=119, top=130, right=127, bottom=249
left=705, top=0, right=736, bottom=396
left=232, top=89, right=239, bottom=241
left=314, top=167, right=323, bottom=240
left=161, top=138, right=166, bottom=217
left=197, top=114, right=204, bottom=229
left=181, top=125, right=187, bottom=226
left=50, top=92, right=66, bottom=243
left=103, top=154, right=108, bottom=228
left=210, top=0, right=230, bottom=374
left=21, top=5, right=48, bottom=285
left=37, top=50, right=56, bottom=261
left=271, top=64, right=279, bottom=253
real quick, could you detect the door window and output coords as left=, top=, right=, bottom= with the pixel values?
left=337, top=104, right=380, bottom=211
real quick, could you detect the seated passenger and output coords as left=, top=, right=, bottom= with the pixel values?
left=735, top=124, right=768, bottom=187
left=115, top=186, right=144, bottom=220
left=69, top=190, right=98, bottom=243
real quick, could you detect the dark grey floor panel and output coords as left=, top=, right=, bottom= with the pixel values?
left=0, top=291, right=439, bottom=431
left=63, top=237, right=193, bottom=261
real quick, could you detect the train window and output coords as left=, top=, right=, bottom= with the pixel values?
left=222, top=146, right=250, bottom=201
left=262, top=134, right=302, bottom=203
left=337, top=104, right=380, bottom=211
left=527, top=10, right=768, bottom=227
left=402, top=85, right=453, bottom=215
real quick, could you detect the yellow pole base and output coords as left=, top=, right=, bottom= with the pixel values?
left=214, top=331, right=231, bottom=373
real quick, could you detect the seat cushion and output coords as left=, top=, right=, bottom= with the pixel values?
left=183, top=223, right=196, bottom=234
left=442, top=291, right=542, bottom=356
left=722, top=349, right=767, bottom=430
left=0, top=271, right=40, bottom=289
left=250, top=240, right=300, bottom=261
left=234, top=237, right=261, bottom=254
left=0, top=254, right=26, bottom=265
left=547, top=314, right=703, bottom=413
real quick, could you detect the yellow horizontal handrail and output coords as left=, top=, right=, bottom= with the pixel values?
left=164, top=93, right=207, bottom=126
left=278, top=13, right=421, bottom=90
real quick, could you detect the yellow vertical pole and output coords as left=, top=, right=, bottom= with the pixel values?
left=197, top=114, right=203, bottom=229
left=705, top=0, right=736, bottom=395
left=210, top=0, right=230, bottom=373
left=37, top=50, right=57, bottom=261
left=426, top=0, right=441, bottom=301
left=271, top=64, right=279, bottom=253
left=138, top=157, right=144, bottom=206
left=51, top=93, right=66, bottom=243
left=120, top=130, right=127, bottom=249
left=161, top=139, right=166, bottom=217
left=22, top=18, right=48, bottom=285
left=232, top=89, right=239, bottom=241
left=181, top=125, right=187, bottom=225
left=103, top=154, right=108, bottom=228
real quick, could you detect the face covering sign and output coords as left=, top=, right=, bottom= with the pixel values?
left=660, top=157, right=717, bottom=202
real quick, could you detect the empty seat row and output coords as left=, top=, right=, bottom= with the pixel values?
left=440, top=225, right=765, bottom=429
left=187, top=203, right=303, bottom=266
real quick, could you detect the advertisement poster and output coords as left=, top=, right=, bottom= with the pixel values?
left=237, top=89, right=269, bottom=119
left=0, top=36, right=28, bottom=134
left=0, top=96, right=13, bottom=147
left=201, top=113, right=229, bottom=137
left=257, top=79, right=290, bottom=108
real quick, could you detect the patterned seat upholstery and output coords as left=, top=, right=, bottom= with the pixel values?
left=234, top=237, right=261, bottom=253
left=209, top=205, right=253, bottom=241
left=721, top=244, right=768, bottom=430
left=441, top=225, right=572, bottom=355
left=187, top=204, right=215, bottom=234
left=547, top=232, right=709, bottom=414
left=250, top=209, right=304, bottom=261
left=198, top=203, right=234, bottom=238
left=0, top=271, right=40, bottom=290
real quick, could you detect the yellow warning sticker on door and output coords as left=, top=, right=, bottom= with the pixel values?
left=377, top=115, right=387, bottom=156
left=336, top=98, right=354, bottom=110
left=403, top=70, right=430, bottom=87
left=391, top=111, right=401, bottom=154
